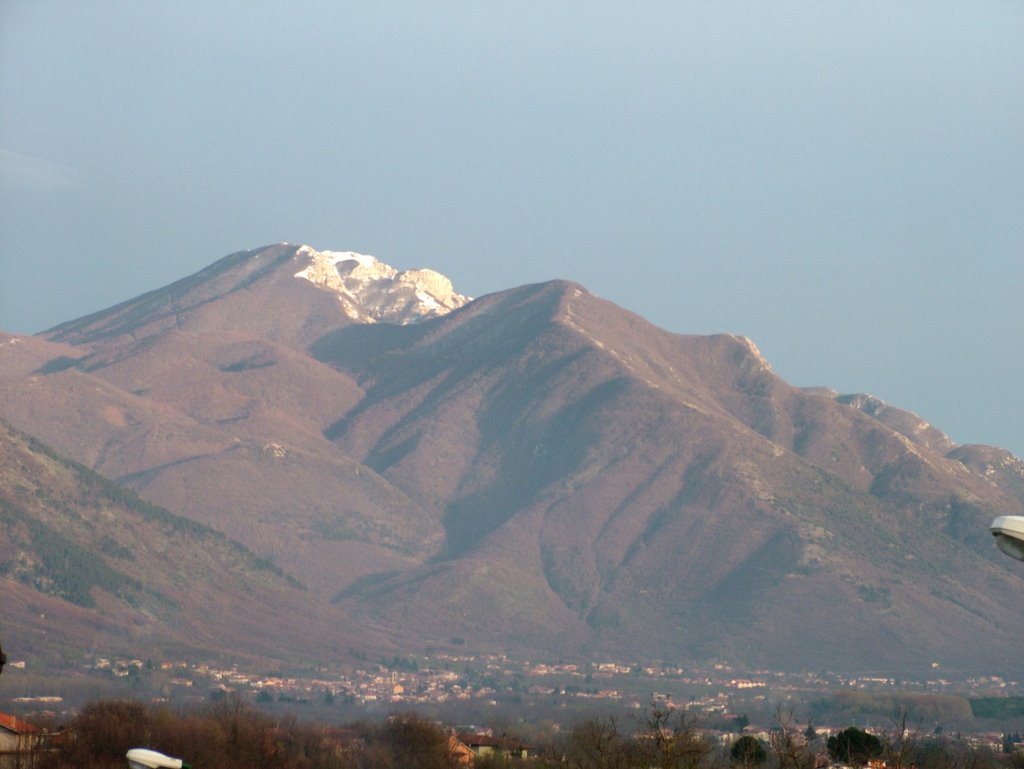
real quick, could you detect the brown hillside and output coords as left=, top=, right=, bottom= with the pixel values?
left=0, top=420, right=378, bottom=668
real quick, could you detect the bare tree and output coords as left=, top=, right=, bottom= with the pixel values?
left=555, top=716, right=637, bottom=769
left=348, top=713, right=462, bottom=769
left=882, top=710, right=921, bottom=769
left=915, top=736, right=1001, bottom=769
left=634, top=700, right=713, bottom=769
left=769, top=706, right=815, bottom=769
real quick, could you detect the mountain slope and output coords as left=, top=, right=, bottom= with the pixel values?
left=0, top=419, right=376, bottom=667
left=310, top=280, right=1024, bottom=669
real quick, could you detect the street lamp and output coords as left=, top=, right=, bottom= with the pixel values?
left=127, top=748, right=191, bottom=769
left=990, top=516, right=1024, bottom=561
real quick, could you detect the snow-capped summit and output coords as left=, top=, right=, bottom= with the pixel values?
left=293, top=245, right=470, bottom=325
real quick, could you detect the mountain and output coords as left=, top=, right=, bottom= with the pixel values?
left=2, top=242, right=1023, bottom=673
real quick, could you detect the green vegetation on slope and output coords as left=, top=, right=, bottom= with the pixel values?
left=0, top=497, right=140, bottom=607
left=970, top=697, right=1024, bottom=720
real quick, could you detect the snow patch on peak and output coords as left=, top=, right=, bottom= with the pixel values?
left=730, top=334, right=772, bottom=372
left=293, top=245, right=470, bottom=325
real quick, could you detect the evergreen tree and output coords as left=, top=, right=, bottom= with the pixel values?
left=827, top=727, right=883, bottom=766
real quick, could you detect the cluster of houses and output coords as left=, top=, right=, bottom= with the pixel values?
left=6, top=650, right=1018, bottom=715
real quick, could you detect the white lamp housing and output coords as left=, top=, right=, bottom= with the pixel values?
left=991, top=515, right=1024, bottom=562
left=126, top=748, right=189, bottom=769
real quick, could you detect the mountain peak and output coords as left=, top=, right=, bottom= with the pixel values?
left=292, top=245, right=470, bottom=325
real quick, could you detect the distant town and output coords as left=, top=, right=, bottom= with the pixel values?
left=6, top=651, right=1024, bottom=744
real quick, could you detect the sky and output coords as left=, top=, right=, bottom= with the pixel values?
left=1, top=2, right=1022, bottom=458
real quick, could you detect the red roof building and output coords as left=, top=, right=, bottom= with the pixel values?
left=0, top=712, right=42, bottom=755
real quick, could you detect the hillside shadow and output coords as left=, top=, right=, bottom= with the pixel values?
left=440, top=375, right=631, bottom=557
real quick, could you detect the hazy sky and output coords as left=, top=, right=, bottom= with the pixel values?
left=2, top=2, right=1022, bottom=458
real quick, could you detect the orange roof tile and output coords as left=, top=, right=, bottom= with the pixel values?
left=0, top=713, right=40, bottom=735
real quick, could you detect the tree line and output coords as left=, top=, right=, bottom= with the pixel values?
left=17, top=697, right=1024, bottom=769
